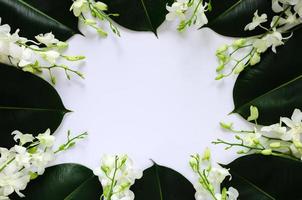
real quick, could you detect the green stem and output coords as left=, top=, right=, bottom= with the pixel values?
left=213, top=139, right=300, bottom=161
left=179, top=0, right=205, bottom=30
left=54, top=132, right=88, bottom=154
left=213, top=139, right=264, bottom=151
left=229, top=44, right=253, bottom=56
left=198, top=170, right=218, bottom=200
left=87, top=0, right=120, bottom=36
left=107, top=156, right=119, bottom=200
left=224, top=48, right=255, bottom=77
left=193, top=156, right=218, bottom=200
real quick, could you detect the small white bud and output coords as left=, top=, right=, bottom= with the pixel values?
left=216, top=44, right=228, bottom=55
left=237, top=150, right=246, bottom=154
left=97, top=28, right=108, bottom=37
left=63, top=55, right=86, bottom=61
left=215, top=74, right=225, bottom=80
left=232, top=39, right=246, bottom=48
left=247, top=106, right=259, bottom=122
left=216, top=64, right=225, bottom=72
left=84, top=19, right=97, bottom=25
left=202, top=148, right=211, bottom=161
left=234, top=62, right=245, bottom=74
left=189, top=155, right=199, bottom=172
left=294, top=140, right=302, bottom=148
left=220, top=122, right=233, bottom=130
left=57, top=41, right=68, bottom=49
left=250, top=52, right=261, bottom=66
left=269, top=142, right=281, bottom=148
left=94, top=2, right=108, bottom=11
left=261, top=149, right=272, bottom=155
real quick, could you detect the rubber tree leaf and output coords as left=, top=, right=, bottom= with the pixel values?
left=206, top=0, right=273, bottom=37
left=222, top=155, right=302, bottom=200
left=233, top=27, right=302, bottom=125
left=0, top=0, right=79, bottom=41
left=100, top=0, right=173, bottom=35
left=13, top=164, right=102, bottom=200
left=0, top=64, right=69, bottom=147
left=131, top=163, right=195, bottom=200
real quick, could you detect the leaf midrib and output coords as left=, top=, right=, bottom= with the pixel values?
left=233, top=74, right=302, bottom=113
left=140, top=0, right=156, bottom=34
left=0, top=105, right=68, bottom=113
left=64, top=175, right=95, bottom=200
left=231, top=170, right=276, bottom=199
left=154, top=164, right=164, bottom=200
left=207, top=0, right=242, bottom=26
left=16, top=0, right=76, bottom=34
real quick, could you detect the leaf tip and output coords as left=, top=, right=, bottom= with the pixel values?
left=64, top=109, right=73, bottom=114
left=150, top=159, right=158, bottom=165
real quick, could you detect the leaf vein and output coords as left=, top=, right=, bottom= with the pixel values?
left=231, top=170, right=276, bottom=199
left=140, top=0, right=156, bottom=34
left=16, top=0, right=76, bottom=34
left=207, top=0, right=242, bottom=26
left=234, top=74, right=302, bottom=113
left=64, top=175, right=96, bottom=200
left=0, top=106, right=68, bottom=113
left=154, top=164, right=164, bottom=200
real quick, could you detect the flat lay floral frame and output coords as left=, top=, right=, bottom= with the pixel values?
left=1, top=0, right=302, bottom=199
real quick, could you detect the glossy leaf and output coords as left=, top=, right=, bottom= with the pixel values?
left=100, top=0, right=173, bottom=35
left=0, top=0, right=79, bottom=41
left=222, top=155, right=302, bottom=200
left=206, top=0, right=273, bottom=37
left=13, top=164, right=101, bottom=200
left=0, top=64, right=68, bottom=147
left=131, top=163, right=195, bottom=200
left=233, top=27, right=302, bottom=125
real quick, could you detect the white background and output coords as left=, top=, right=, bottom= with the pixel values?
left=51, top=21, right=250, bottom=181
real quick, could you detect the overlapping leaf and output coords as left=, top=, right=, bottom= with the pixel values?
left=222, top=155, right=302, bottom=200
left=131, top=163, right=195, bottom=200
left=233, top=28, right=302, bottom=125
left=206, top=0, right=273, bottom=37
left=0, top=0, right=79, bottom=40
left=13, top=164, right=101, bottom=200
left=100, top=0, right=173, bottom=35
left=0, top=64, right=68, bottom=147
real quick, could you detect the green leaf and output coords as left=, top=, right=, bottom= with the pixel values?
left=13, top=164, right=102, bottom=200
left=233, top=28, right=302, bottom=125
left=222, top=154, right=302, bottom=200
left=100, top=0, right=173, bottom=35
left=0, top=0, right=79, bottom=41
left=0, top=64, right=69, bottom=147
left=131, top=163, right=195, bottom=200
left=206, top=0, right=273, bottom=37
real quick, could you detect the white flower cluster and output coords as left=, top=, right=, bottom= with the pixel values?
left=190, top=148, right=239, bottom=200
left=166, top=0, right=211, bottom=31
left=216, top=107, right=302, bottom=161
left=93, top=154, right=142, bottom=200
left=0, top=130, right=87, bottom=199
left=70, top=0, right=120, bottom=37
left=0, top=18, right=85, bottom=84
left=215, top=0, right=302, bottom=80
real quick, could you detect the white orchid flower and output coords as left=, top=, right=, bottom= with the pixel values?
left=244, top=10, right=268, bottom=31
left=70, top=0, right=89, bottom=17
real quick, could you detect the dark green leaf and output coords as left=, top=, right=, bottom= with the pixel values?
left=13, top=164, right=102, bottom=200
left=100, top=0, right=173, bottom=35
left=233, top=28, right=302, bottom=125
left=0, top=64, right=69, bottom=147
left=222, top=154, right=302, bottom=200
left=0, top=0, right=79, bottom=41
left=206, top=0, right=273, bottom=37
left=131, top=163, right=195, bottom=200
